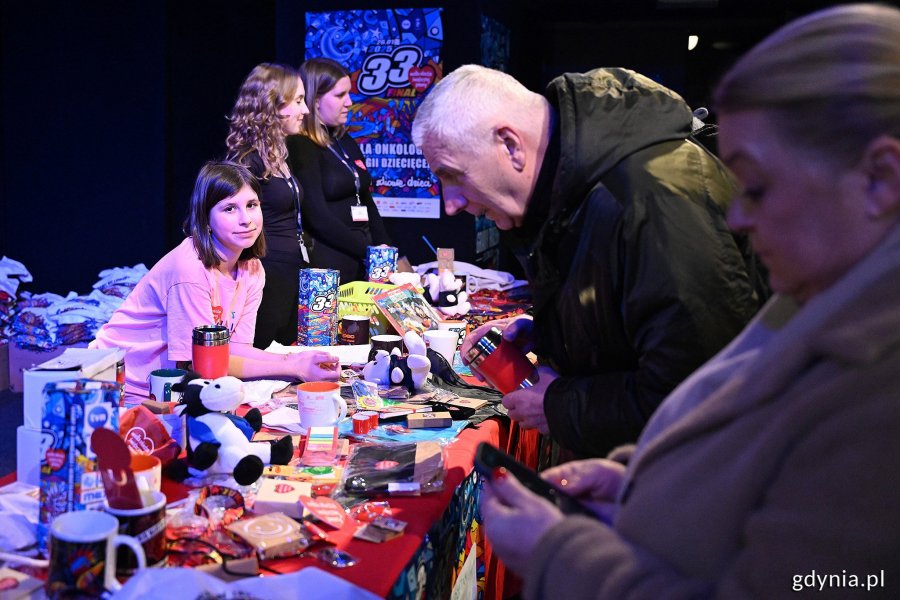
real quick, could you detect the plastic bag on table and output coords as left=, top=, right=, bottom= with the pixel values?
left=340, top=441, right=447, bottom=497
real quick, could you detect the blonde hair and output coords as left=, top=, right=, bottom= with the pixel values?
left=412, top=65, right=542, bottom=157
left=299, top=57, right=350, bottom=147
left=225, top=63, right=300, bottom=178
left=714, top=3, right=900, bottom=167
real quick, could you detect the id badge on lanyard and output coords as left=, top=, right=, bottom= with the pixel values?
left=328, top=141, right=369, bottom=223
left=351, top=204, right=369, bottom=222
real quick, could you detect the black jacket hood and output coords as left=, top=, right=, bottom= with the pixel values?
left=543, top=68, right=694, bottom=219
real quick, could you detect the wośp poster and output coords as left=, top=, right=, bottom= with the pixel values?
left=305, top=8, right=443, bottom=219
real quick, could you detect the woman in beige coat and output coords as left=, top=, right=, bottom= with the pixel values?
left=481, top=4, right=900, bottom=598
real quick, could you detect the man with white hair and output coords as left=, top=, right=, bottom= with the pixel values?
left=413, top=65, right=767, bottom=458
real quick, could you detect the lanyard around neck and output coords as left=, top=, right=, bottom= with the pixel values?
left=326, top=140, right=362, bottom=206
left=283, top=171, right=303, bottom=233
left=211, top=270, right=242, bottom=334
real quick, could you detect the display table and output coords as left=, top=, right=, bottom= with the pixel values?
left=2, top=420, right=503, bottom=599
left=156, top=417, right=503, bottom=599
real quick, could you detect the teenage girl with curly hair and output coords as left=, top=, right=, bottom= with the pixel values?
left=226, top=63, right=310, bottom=348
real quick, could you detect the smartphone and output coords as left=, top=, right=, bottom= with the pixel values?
left=474, top=442, right=596, bottom=518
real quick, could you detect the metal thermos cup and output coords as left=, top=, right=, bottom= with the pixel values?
left=191, top=325, right=230, bottom=378
left=464, top=327, right=537, bottom=394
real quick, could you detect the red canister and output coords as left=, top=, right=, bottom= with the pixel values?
left=192, top=325, right=230, bottom=379
left=352, top=413, right=373, bottom=435
left=464, top=327, right=537, bottom=394
left=358, top=410, right=379, bottom=430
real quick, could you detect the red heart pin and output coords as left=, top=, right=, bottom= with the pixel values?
left=408, top=66, right=435, bottom=92
left=45, top=449, right=66, bottom=471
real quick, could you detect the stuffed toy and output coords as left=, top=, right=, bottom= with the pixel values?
left=388, top=272, right=423, bottom=288
left=165, top=372, right=293, bottom=486
left=424, top=270, right=471, bottom=317
left=362, top=331, right=431, bottom=393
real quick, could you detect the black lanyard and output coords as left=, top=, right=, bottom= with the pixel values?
left=326, top=140, right=362, bottom=206
left=282, top=171, right=308, bottom=261
left=284, top=173, right=302, bottom=234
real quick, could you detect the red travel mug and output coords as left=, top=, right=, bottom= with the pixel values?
left=464, top=327, right=537, bottom=394
left=192, top=325, right=230, bottom=379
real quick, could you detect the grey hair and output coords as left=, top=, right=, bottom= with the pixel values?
left=412, top=65, right=541, bottom=156
left=714, top=3, right=900, bottom=167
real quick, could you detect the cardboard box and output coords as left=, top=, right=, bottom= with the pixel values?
left=8, top=343, right=74, bottom=393
left=407, top=411, right=453, bottom=429
left=23, top=346, right=123, bottom=430
left=298, top=268, right=339, bottom=346
left=37, top=379, right=120, bottom=553
left=253, top=478, right=311, bottom=518
left=16, top=425, right=42, bottom=487
left=226, top=512, right=308, bottom=560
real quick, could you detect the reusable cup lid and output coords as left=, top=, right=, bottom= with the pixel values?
left=192, top=325, right=230, bottom=345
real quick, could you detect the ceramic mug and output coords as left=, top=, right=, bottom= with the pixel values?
left=148, top=368, right=187, bottom=402
left=130, top=453, right=162, bottom=493
left=106, top=490, right=167, bottom=577
left=47, top=510, right=146, bottom=597
left=368, top=334, right=404, bottom=362
left=339, top=314, right=371, bottom=345
left=297, top=381, right=348, bottom=429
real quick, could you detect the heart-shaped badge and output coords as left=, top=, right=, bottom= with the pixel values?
left=45, top=448, right=66, bottom=471
left=408, top=66, right=435, bottom=92
left=299, top=495, right=347, bottom=530
left=124, top=426, right=155, bottom=454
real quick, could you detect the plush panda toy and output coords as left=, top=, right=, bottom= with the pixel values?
left=424, top=270, right=471, bottom=317
left=165, top=372, right=293, bottom=486
left=362, top=331, right=431, bottom=393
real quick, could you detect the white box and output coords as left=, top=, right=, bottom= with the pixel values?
left=16, top=425, right=42, bottom=487
left=23, top=347, right=125, bottom=430
left=253, top=478, right=311, bottom=519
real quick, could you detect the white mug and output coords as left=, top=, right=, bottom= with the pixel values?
left=48, top=510, right=146, bottom=596
left=148, top=368, right=187, bottom=402
left=297, top=381, right=348, bottom=429
left=438, top=320, right=468, bottom=349
left=130, top=453, right=162, bottom=494
left=424, top=329, right=459, bottom=365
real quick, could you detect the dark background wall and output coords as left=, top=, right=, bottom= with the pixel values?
left=1, top=0, right=844, bottom=295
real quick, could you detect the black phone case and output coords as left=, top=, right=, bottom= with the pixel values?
left=474, top=442, right=595, bottom=517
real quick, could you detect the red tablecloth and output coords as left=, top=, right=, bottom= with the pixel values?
left=160, top=419, right=502, bottom=598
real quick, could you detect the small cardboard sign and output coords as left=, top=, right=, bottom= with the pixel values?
left=299, top=495, right=347, bottom=530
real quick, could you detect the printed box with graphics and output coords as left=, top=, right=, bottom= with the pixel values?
left=37, top=379, right=120, bottom=554
left=23, top=346, right=124, bottom=429
left=297, top=268, right=340, bottom=346
left=365, top=245, right=398, bottom=282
